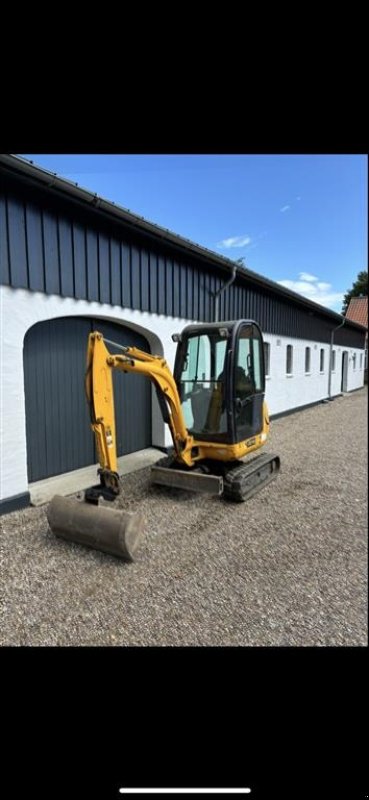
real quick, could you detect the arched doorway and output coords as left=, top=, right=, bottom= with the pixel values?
left=23, top=317, right=151, bottom=482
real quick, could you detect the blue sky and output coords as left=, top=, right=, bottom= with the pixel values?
left=21, top=154, right=367, bottom=311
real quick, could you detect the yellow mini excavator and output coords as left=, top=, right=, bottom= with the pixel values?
left=47, top=319, right=280, bottom=559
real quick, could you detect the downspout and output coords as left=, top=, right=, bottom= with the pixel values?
left=213, top=265, right=237, bottom=322
left=328, top=316, right=346, bottom=400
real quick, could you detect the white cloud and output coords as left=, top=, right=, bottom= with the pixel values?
left=299, top=272, right=318, bottom=282
left=217, top=235, right=252, bottom=249
left=317, top=282, right=331, bottom=291
left=277, top=273, right=344, bottom=311
left=280, top=205, right=290, bottom=213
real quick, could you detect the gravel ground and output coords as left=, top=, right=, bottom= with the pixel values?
left=1, top=388, right=367, bottom=646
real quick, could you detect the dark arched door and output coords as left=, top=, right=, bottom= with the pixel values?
left=23, top=317, right=151, bottom=482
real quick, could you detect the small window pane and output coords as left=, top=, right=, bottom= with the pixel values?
left=360, top=353, right=363, bottom=369
left=305, top=347, right=311, bottom=373
left=237, top=325, right=263, bottom=392
left=264, top=342, right=270, bottom=376
left=179, top=333, right=228, bottom=434
left=320, top=349, right=325, bottom=372
left=331, top=350, right=336, bottom=372
left=352, top=353, right=356, bottom=370
left=286, top=345, right=293, bottom=374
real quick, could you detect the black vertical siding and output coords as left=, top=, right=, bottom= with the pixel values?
left=140, top=249, right=149, bottom=311
left=149, top=251, right=158, bottom=313
left=1, top=183, right=365, bottom=350
left=121, top=242, right=131, bottom=307
left=187, top=265, right=194, bottom=320
left=225, top=279, right=232, bottom=320
left=98, top=233, right=110, bottom=304
left=199, top=273, right=206, bottom=321
left=166, top=257, right=174, bottom=316
left=242, top=289, right=247, bottom=319
left=157, top=255, right=166, bottom=314
left=73, top=222, right=87, bottom=300
left=25, top=202, right=44, bottom=292
left=96, top=319, right=151, bottom=457
left=23, top=318, right=93, bottom=480
left=110, top=239, right=121, bottom=306
left=234, top=284, right=240, bottom=320
left=204, top=272, right=209, bottom=319
left=43, top=210, right=60, bottom=295
left=23, top=317, right=151, bottom=482
left=212, top=275, right=218, bottom=320
left=180, top=263, right=187, bottom=319
left=86, top=230, right=99, bottom=301
left=58, top=218, right=74, bottom=297
left=131, top=245, right=141, bottom=308
left=7, top=195, right=28, bottom=287
left=193, top=269, right=199, bottom=320
left=172, top=259, right=180, bottom=317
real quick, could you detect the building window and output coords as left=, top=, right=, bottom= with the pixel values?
left=352, top=353, right=356, bottom=370
left=286, top=345, right=293, bottom=375
left=305, top=347, right=311, bottom=373
left=360, top=353, right=363, bottom=369
left=331, top=350, right=336, bottom=372
left=365, top=348, right=368, bottom=369
left=320, top=349, right=325, bottom=373
left=264, top=342, right=270, bottom=377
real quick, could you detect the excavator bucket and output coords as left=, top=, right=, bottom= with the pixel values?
left=47, top=495, right=145, bottom=561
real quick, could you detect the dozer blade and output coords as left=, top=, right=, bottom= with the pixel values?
left=150, top=465, right=224, bottom=495
left=47, top=495, right=145, bottom=561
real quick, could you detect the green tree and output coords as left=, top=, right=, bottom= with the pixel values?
left=342, top=270, right=368, bottom=314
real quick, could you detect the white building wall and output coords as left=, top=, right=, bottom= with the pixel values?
left=263, top=333, right=365, bottom=416
left=0, top=286, right=365, bottom=502
left=349, top=349, right=367, bottom=392
left=0, top=286, right=193, bottom=501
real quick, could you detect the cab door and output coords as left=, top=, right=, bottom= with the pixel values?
left=232, top=322, right=265, bottom=442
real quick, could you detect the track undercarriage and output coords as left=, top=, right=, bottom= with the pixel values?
left=151, top=451, right=280, bottom=502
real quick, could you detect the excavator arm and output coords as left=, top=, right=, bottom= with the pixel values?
left=85, top=332, right=195, bottom=495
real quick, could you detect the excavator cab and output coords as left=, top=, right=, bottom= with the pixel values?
left=174, top=320, right=265, bottom=444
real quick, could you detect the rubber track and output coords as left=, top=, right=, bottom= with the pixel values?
left=223, top=452, right=280, bottom=502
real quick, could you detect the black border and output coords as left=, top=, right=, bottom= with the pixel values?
left=1, top=130, right=367, bottom=798
left=2, top=646, right=367, bottom=798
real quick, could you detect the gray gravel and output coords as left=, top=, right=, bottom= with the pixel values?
left=1, top=388, right=367, bottom=646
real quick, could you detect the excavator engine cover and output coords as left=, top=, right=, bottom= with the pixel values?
left=47, top=495, right=145, bottom=561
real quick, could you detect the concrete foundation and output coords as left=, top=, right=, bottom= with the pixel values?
left=29, top=447, right=164, bottom=506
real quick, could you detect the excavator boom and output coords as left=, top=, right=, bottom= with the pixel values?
left=85, top=332, right=195, bottom=473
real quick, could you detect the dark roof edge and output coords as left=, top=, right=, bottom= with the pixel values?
left=0, top=153, right=366, bottom=333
